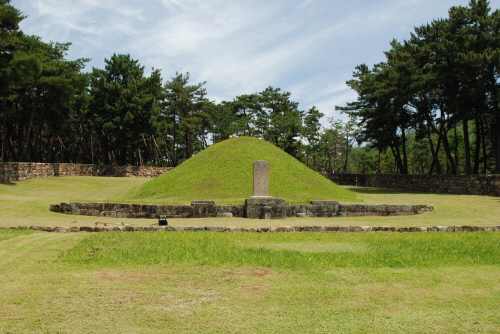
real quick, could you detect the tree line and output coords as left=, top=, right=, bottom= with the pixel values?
left=1, top=0, right=327, bottom=167
left=2, top=0, right=499, bottom=174
left=337, top=0, right=500, bottom=174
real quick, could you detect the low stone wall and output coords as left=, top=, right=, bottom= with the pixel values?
left=2, top=225, right=499, bottom=233
left=50, top=201, right=433, bottom=219
left=324, top=173, right=500, bottom=196
left=0, top=163, right=172, bottom=182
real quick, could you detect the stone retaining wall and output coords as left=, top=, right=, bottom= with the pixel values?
left=2, top=225, right=499, bottom=233
left=4, top=162, right=500, bottom=198
left=50, top=201, right=433, bottom=219
left=0, top=163, right=172, bottom=182
left=324, top=173, right=500, bottom=196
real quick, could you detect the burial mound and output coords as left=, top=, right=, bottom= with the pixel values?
left=136, top=136, right=358, bottom=204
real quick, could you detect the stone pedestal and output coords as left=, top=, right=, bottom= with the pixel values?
left=244, top=197, right=286, bottom=219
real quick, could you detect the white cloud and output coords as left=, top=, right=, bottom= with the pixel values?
left=15, top=0, right=481, bottom=123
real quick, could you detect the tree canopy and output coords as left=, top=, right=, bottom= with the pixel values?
left=2, top=0, right=500, bottom=175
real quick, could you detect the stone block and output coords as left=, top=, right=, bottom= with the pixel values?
left=218, top=212, right=233, bottom=218
left=291, top=226, right=302, bottom=232
left=325, top=226, right=339, bottom=232
left=428, top=226, right=438, bottom=232
left=43, top=226, right=54, bottom=232
left=247, top=227, right=257, bottom=232
left=80, top=226, right=93, bottom=232
left=351, top=226, right=363, bottom=232
left=297, top=213, right=307, bottom=218
left=207, top=226, right=225, bottom=232
left=471, top=226, right=484, bottom=231
left=312, top=226, right=325, bottom=232
left=194, top=226, right=206, bottom=232
left=446, top=226, right=455, bottom=232
left=225, top=226, right=237, bottom=232
left=245, top=197, right=286, bottom=219
left=276, top=226, right=291, bottom=232
left=361, top=226, right=372, bottom=232
left=55, top=226, right=70, bottom=233
left=339, top=226, right=351, bottom=233
left=70, top=226, right=80, bottom=232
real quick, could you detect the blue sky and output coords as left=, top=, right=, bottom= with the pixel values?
left=14, top=0, right=490, bottom=123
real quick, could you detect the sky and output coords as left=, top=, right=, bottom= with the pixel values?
left=14, top=0, right=496, bottom=123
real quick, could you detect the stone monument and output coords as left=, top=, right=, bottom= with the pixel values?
left=252, top=160, right=271, bottom=198
left=244, top=160, right=286, bottom=219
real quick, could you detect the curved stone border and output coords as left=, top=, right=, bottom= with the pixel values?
left=50, top=201, right=433, bottom=219
left=1, top=225, right=499, bottom=233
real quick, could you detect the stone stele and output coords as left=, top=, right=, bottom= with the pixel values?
left=246, top=160, right=285, bottom=219
left=252, top=160, right=271, bottom=198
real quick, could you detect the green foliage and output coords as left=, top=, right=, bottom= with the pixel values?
left=338, top=0, right=500, bottom=174
left=3, top=0, right=500, bottom=175
left=137, top=136, right=358, bottom=204
left=162, top=72, right=210, bottom=166
left=86, top=54, right=165, bottom=165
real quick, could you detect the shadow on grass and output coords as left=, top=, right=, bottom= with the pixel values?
left=0, top=182, right=17, bottom=186
left=344, top=186, right=461, bottom=196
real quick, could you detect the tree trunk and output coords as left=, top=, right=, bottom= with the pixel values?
left=18, top=94, right=39, bottom=162
left=463, top=119, right=472, bottom=174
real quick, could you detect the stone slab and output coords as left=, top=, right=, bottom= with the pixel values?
left=252, top=160, right=270, bottom=197
left=191, top=201, right=215, bottom=205
left=310, top=200, right=340, bottom=205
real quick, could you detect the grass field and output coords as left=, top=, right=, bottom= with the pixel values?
left=1, top=176, right=500, bottom=332
left=0, top=229, right=498, bottom=333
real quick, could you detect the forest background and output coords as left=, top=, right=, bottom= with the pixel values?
left=1, top=0, right=499, bottom=175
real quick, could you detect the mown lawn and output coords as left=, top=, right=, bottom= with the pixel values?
left=0, top=229, right=499, bottom=333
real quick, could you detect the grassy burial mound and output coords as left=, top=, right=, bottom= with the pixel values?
left=137, top=136, right=358, bottom=204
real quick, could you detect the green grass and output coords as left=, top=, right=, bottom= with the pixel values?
left=0, top=229, right=33, bottom=242
left=137, top=136, right=359, bottom=204
left=1, top=230, right=499, bottom=333
left=61, top=231, right=500, bottom=269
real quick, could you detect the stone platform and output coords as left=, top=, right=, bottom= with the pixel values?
left=50, top=200, right=434, bottom=219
